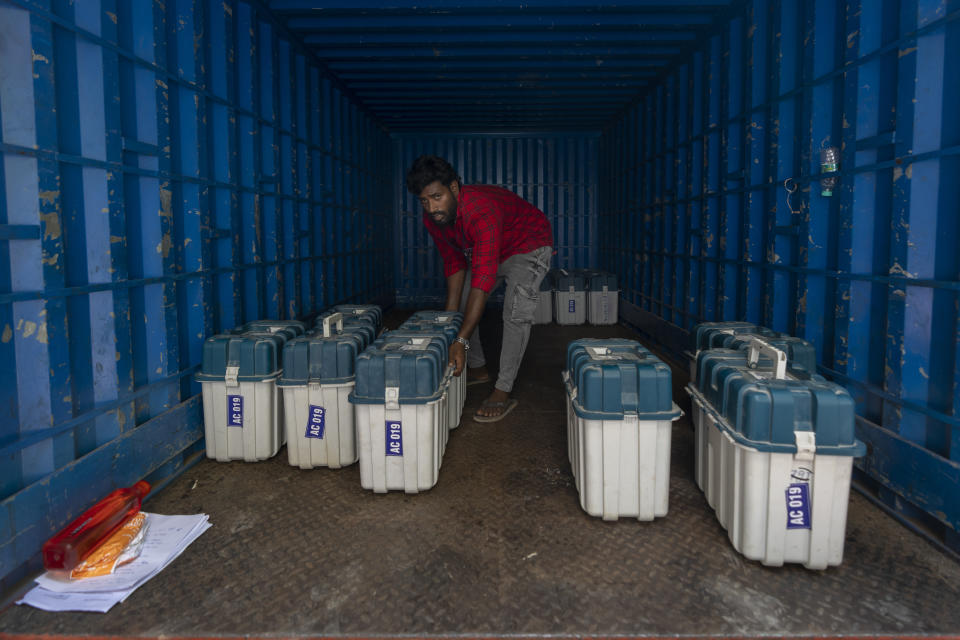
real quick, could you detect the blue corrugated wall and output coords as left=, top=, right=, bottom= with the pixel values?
left=600, top=0, right=960, bottom=553
left=393, top=134, right=598, bottom=307
left=0, top=0, right=392, bottom=591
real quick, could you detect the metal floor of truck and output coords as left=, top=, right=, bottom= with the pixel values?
left=2, top=309, right=960, bottom=639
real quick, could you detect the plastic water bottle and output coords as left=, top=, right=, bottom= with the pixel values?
left=820, top=146, right=839, bottom=196
left=42, top=481, right=151, bottom=572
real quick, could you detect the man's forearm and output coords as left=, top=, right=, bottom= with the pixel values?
left=444, top=270, right=466, bottom=312
left=458, top=287, right=489, bottom=341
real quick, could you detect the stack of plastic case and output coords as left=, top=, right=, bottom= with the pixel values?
left=685, top=321, right=778, bottom=382
left=398, top=311, right=466, bottom=430
left=534, top=271, right=554, bottom=324
left=350, top=333, right=452, bottom=493
left=196, top=332, right=285, bottom=462
left=231, top=319, right=306, bottom=445
left=562, top=338, right=682, bottom=521
left=687, top=332, right=819, bottom=497
left=278, top=313, right=364, bottom=469
left=554, top=271, right=587, bottom=325
left=587, top=271, right=619, bottom=325
left=686, top=337, right=865, bottom=569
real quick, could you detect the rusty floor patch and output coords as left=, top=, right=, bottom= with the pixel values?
left=2, top=312, right=960, bottom=638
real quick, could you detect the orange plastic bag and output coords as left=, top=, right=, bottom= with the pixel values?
left=70, top=512, right=148, bottom=579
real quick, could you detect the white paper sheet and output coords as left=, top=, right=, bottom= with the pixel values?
left=17, top=513, right=211, bottom=613
left=16, top=587, right=124, bottom=613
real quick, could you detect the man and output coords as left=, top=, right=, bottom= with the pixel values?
left=406, top=155, right=553, bottom=423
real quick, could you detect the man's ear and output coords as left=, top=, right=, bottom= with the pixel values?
left=449, top=182, right=460, bottom=198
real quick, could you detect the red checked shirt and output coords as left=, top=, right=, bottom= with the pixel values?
left=424, top=185, right=553, bottom=293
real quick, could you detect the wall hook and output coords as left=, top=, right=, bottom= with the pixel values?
left=784, top=178, right=800, bottom=215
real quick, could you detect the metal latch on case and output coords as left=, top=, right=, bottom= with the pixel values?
left=385, top=386, right=400, bottom=411
left=794, top=430, right=816, bottom=465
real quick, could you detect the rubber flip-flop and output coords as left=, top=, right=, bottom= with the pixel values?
left=473, top=398, right=519, bottom=423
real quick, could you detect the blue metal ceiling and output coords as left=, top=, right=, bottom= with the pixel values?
left=267, top=1, right=740, bottom=132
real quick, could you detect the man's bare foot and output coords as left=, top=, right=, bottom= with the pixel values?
left=476, top=389, right=517, bottom=422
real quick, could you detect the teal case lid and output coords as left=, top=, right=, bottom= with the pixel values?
left=693, top=349, right=864, bottom=456
left=692, top=321, right=765, bottom=352
left=308, top=320, right=376, bottom=350
left=350, top=336, right=448, bottom=404
left=588, top=272, right=618, bottom=291
left=391, top=325, right=458, bottom=349
left=722, top=333, right=818, bottom=376
left=317, top=310, right=377, bottom=330
left=405, top=310, right=464, bottom=327
left=278, top=333, right=361, bottom=386
left=196, top=333, right=284, bottom=382
left=235, top=319, right=306, bottom=338
left=331, top=304, right=383, bottom=328
left=556, top=273, right=587, bottom=292
left=565, top=339, right=679, bottom=420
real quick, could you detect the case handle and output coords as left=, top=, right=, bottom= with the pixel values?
left=747, top=337, right=787, bottom=379
left=322, top=312, right=344, bottom=338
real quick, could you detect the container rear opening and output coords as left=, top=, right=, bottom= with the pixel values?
left=1, top=0, right=958, bottom=636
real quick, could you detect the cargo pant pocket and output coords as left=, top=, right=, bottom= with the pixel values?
left=510, top=284, right=540, bottom=323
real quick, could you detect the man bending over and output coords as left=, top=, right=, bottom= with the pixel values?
left=406, top=155, right=553, bottom=423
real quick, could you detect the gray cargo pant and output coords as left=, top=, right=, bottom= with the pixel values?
left=459, top=245, right=552, bottom=393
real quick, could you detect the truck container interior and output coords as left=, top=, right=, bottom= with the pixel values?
left=1, top=0, right=959, bottom=637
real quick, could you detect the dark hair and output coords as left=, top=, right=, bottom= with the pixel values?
left=405, top=155, right=461, bottom=195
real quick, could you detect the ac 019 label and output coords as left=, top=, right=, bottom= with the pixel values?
left=786, top=483, right=811, bottom=529
left=568, top=299, right=576, bottom=313
left=386, top=420, right=403, bottom=456
left=227, top=395, right=243, bottom=427
left=305, top=405, right=325, bottom=439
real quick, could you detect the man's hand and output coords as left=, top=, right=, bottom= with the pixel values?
left=449, top=341, right=466, bottom=376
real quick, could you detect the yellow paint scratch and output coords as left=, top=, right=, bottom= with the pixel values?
left=32, top=52, right=49, bottom=64
left=1, top=325, right=11, bottom=343
left=39, top=211, right=61, bottom=240
left=21, top=320, right=37, bottom=339
left=106, top=11, right=117, bottom=23
left=159, top=188, right=173, bottom=218
left=889, top=262, right=916, bottom=279
left=42, top=253, right=59, bottom=266
left=919, top=367, right=929, bottom=379
left=899, top=46, right=917, bottom=58
left=157, top=234, right=173, bottom=258
left=39, top=190, right=59, bottom=205
left=37, top=322, right=48, bottom=344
